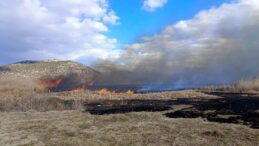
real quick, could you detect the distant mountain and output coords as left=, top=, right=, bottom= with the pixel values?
left=0, top=60, right=99, bottom=91
left=13, top=60, right=41, bottom=64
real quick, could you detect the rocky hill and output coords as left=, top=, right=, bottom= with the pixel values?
left=0, top=60, right=98, bottom=91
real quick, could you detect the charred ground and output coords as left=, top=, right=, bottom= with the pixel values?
left=83, top=92, right=259, bottom=129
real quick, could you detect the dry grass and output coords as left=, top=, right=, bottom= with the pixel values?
left=0, top=89, right=214, bottom=112
left=0, top=75, right=85, bottom=112
left=0, top=78, right=259, bottom=145
left=51, top=89, right=215, bottom=101
left=0, top=95, right=84, bottom=112
left=199, top=78, right=259, bottom=93
left=234, top=78, right=259, bottom=92
left=0, top=75, right=35, bottom=97
left=0, top=111, right=258, bottom=146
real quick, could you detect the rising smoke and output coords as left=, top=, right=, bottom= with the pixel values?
left=94, top=0, right=259, bottom=89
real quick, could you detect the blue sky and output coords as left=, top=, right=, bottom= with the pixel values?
left=107, top=0, right=234, bottom=46
left=0, top=0, right=250, bottom=65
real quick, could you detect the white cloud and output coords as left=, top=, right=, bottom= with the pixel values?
left=0, top=0, right=120, bottom=64
left=103, top=11, right=119, bottom=25
left=97, top=0, right=259, bottom=87
left=142, top=0, right=167, bottom=12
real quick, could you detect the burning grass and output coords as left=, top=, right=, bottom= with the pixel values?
left=0, top=84, right=212, bottom=112
left=98, top=88, right=109, bottom=94
left=98, top=88, right=135, bottom=95
left=0, top=78, right=259, bottom=145
left=36, top=79, right=62, bottom=90
left=0, top=75, right=259, bottom=113
left=0, top=71, right=223, bottom=112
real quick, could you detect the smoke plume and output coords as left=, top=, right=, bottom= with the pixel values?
left=94, top=0, right=259, bottom=89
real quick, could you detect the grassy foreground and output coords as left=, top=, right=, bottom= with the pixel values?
left=0, top=81, right=259, bottom=145
left=1, top=111, right=259, bottom=146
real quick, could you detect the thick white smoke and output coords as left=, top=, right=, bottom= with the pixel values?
left=94, top=0, right=259, bottom=89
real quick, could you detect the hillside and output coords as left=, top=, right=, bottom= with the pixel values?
left=0, top=60, right=98, bottom=91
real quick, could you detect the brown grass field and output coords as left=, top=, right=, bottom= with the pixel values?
left=0, top=78, right=259, bottom=146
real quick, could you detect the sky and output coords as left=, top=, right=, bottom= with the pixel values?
left=0, top=0, right=236, bottom=65
left=108, top=0, right=234, bottom=45
left=94, top=0, right=259, bottom=87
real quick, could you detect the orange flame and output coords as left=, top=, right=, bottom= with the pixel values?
left=126, top=90, right=134, bottom=94
left=37, top=79, right=62, bottom=89
left=98, top=88, right=110, bottom=94
left=98, top=88, right=135, bottom=95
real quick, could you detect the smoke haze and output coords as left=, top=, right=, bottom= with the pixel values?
left=94, top=0, right=259, bottom=89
